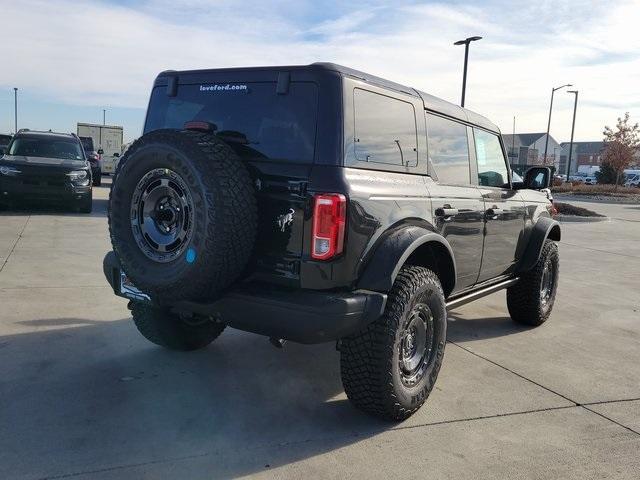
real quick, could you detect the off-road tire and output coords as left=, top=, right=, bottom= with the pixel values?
left=108, top=129, right=257, bottom=303
left=340, top=266, right=447, bottom=421
left=130, top=301, right=225, bottom=351
left=507, top=239, right=559, bottom=326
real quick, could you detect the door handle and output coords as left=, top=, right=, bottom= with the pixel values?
left=485, top=207, right=503, bottom=219
left=435, top=206, right=459, bottom=220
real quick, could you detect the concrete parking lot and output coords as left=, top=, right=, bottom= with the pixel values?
left=1, top=181, right=639, bottom=479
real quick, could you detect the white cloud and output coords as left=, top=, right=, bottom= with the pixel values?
left=0, top=0, right=638, bottom=141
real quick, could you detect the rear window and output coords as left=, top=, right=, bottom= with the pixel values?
left=145, top=82, right=318, bottom=163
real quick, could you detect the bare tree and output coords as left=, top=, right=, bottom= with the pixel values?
left=601, top=112, right=640, bottom=189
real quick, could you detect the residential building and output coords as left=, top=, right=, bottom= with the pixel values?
left=501, top=133, right=561, bottom=173
left=558, top=141, right=605, bottom=176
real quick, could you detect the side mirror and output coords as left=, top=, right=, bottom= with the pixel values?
left=524, top=167, right=551, bottom=190
left=113, top=152, right=120, bottom=158
left=97, top=149, right=104, bottom=155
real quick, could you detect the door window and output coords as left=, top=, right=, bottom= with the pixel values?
left=474, top=129, right=509, bottom=188
left=426, top=114, right=471, bottom=184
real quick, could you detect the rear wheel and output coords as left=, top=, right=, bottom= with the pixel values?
left=340, top=266, right=447, bottom=421
left=130, top=301, right=225, bottom=351
left=507, top=239, right=559, bottom=326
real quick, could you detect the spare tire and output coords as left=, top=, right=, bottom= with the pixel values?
left=108, top=129, right=257, bottom=302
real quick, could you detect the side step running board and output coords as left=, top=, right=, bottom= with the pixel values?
left=446, top=277, right=519, bottom=311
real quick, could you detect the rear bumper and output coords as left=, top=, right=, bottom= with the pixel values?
left=103, top=252, right=387, bottom=344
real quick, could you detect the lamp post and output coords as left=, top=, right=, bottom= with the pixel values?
left=565, top=90, right=579, bottom=182
left=454, top=36, right=482, bottom=108
left=543, top=83, right=572, bottom=165
left=103, top=109, right=106, bottom=126
left=13, top=88, right=18, bottom=133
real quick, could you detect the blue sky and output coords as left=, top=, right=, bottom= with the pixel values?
left=1, top=0, right=639, bottom=143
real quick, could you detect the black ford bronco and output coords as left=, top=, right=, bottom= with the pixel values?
left=103, top=63, right=560, bottom=421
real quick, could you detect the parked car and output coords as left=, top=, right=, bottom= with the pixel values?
left=0, top=129, right=92, bottom=212
left=624, top=173, right=640, bottom=188
left=103, top=63, right=559, bottom=421
left=79, top=136, right=102, bottom=186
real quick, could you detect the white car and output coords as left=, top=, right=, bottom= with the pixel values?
left=624, top=174, right=640, bottom=188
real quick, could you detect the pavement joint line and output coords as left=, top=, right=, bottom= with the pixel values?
left=448, top=341, right=578, bottom=405
left=0, top=215, right=31, bottom=274
left=581, top=397, right=640, bottom=407
left=27, top=405, right=600, bottom=480
left=580, top=405, right=640, bottom=436
left=449, top=341, right=640, bottom=437
left=559, top=241, right=640, bottom=259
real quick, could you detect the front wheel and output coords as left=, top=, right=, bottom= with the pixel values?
left=130, top=301, right=226, bottom=351
left=340, top=266, right=447, bottom=421
left=507, top=239, right=559, bottom=326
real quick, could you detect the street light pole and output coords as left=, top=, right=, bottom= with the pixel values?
left=565, top=90, right=579, bottom=182
left=103, top=109, right=106, bottom=126
left=13, top=88, right=18, bottom=133
left=454, top=36, right=482, bottom=108
left=543, top=83, right=572, bottom=165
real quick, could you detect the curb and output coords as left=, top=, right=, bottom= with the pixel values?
left=555, top=214, right=609, bottom=223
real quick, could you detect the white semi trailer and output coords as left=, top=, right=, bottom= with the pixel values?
left=77, top=123, right=124, bottom=174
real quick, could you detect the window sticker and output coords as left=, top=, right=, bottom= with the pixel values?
left=199, top=84, right=248, bottom=93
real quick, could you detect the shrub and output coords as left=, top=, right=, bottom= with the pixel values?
left=554, top=202, right=605, bottom=217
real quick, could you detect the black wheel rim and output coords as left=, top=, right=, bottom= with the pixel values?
left=399, top=303, right=435, bottom=387
left=130, top=168, right=195, bottom=263
left=540, top=260, right=555, bottom=306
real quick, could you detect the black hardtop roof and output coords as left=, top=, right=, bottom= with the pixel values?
left=15, top=129, right=78, bottom=140
left=156, top=63, right=500, bottom=133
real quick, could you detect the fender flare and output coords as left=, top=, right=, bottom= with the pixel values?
left=517, top=216, right=561, bottom=272
left=357, top=225, right=456, bottom=294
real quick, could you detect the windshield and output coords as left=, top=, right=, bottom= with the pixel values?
left=8, top=137, right=84, bottom=160
left=145, top=82, right=318, bottom=163
left=80, top=137, right=94, bottom=152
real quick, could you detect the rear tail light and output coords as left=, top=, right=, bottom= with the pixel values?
left=311, top=193, right=346, bottom=260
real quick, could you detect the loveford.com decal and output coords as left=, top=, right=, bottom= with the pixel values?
left=199, top=84, right=248, bottom=92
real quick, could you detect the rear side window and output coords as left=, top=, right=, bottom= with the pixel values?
left=426, top=114, right=471, bottom=184
left=145, top=82, right=318, bottom=163
left=353, top=89, right=417, bottom=166
left=474, top=128, right=509, bottom=188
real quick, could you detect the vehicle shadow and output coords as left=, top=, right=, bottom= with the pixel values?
left=0, top=318, right=389, bottom=479
left=447, top=313, right=532, bottom=342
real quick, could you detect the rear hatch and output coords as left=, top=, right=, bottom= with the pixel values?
left=143, top=70, right=321, bottom=286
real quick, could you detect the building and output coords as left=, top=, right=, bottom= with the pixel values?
left=558, top=141, right=605, bottom=176
left=501, top=133, right=562, bottom=174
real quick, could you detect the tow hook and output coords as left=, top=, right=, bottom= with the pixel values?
left=269, top=337, right=286, bottom=349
